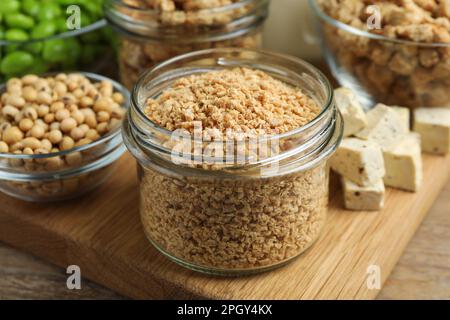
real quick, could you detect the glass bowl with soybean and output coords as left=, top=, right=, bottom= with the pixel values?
left=0, top=0, right=116, bottom=81
left=0, top=72, right=129, bottom=202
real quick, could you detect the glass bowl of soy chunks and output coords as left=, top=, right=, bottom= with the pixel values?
left=0, top=0, right=117, bottom=80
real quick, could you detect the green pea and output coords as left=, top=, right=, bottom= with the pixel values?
left=5, top=14, right=36, bottom=30
left=102, top=27, right=118, bottom=50
left=0, top=51, right=35, bottom=75
left=55, top=17, right=68, bottom=33
left=56, top=0, right=70, bottom=4
left=80, top=45, right=96, bottom=64
left=31, top=21, right=56, bottom=39
left=5, top=29, right=30, bottom=42
left=42, top=38, right=67, bottom=63
left=38, top=3, right=63, bottom=21
left=81, top=44, right=104, bottom=65
left=57, top=0, right=87, bottom=6
left=23, top=0, right=40, bottom=17
left=28, top=57, right=48, bottom=75
left=80, top=14, right=92, bottom=28
left=82, top=1, right=102, bottom=18
left=65, top=37, right=81, bottom=63
left=23, top=41, right=43, bottom=54
left=0, top=0, right=20, bottom=15
left=5, top=44, right=19, bottom=54
left=62, top=60, right=76, bottom=71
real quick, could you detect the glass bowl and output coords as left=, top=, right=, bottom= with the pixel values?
left=0, top=20, right=117, bottom=81
left=0, top=72, right=129, bottom=202
left=310, top=0, right=450, bottom=109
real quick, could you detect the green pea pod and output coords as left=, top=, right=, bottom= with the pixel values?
left=31, top=21, right=57, bottom=39
left=22, top=0, right=40, bottom=17
left=38, top=3, right=63, bottom=21
left=5, top=14, right=36, bottom=30
left=0, top=51, right=35, bottom=75
left=5, top=29, right=30, bottom=42
left=42, top=38, right=67, bottom=63
left=0, top=0, right=20, bottom=15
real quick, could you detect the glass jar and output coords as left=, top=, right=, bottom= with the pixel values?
left=122, top=48, right=343, bottom=275
left=104, top=0, right=270, bottom=89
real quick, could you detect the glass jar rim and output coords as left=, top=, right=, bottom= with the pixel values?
left=309, top=0, right=450, bottom=47
left=131, top=48, right=334, bottom=139
left=0, top=20, right=107, bottom=46
left=132, top=48, right=334, bottom=141
left=125, top=48, right=343, bottom=175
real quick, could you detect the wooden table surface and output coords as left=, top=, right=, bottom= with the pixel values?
left=0, top=180, right=448, bottom=300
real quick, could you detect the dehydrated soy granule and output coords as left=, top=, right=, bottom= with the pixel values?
left=144, top=68, right=320, bottom=135
left=140, top=163, right=328, bottom=269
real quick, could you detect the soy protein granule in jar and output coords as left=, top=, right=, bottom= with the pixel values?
left=140, top=67, right=328, bottom=270
left=145, top=67, right=320, bottom=134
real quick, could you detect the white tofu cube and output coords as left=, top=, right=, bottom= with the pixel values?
left=414, top=108, right=450, bottom=155
left=355, top=103, right=408, bottom=149
left=334, top=88, right=368, bottom=137
left=330, top=138, right=385, bottom=186
left=392, top=106, right=410, bottom=133
left=342, top=178, right=385, bottom=211
left=383, top=133, right=422, bottom=192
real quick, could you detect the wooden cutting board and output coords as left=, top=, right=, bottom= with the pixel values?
left=0, top=152, right=449, bottom=300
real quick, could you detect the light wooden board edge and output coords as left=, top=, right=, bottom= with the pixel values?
left=0, top=211, right=199, bottom=299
